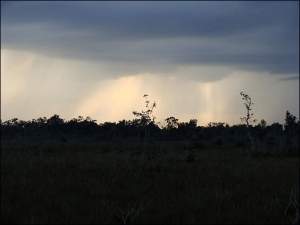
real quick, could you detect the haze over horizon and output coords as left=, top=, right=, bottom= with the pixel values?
left=1, top=1, right=299, bottom=126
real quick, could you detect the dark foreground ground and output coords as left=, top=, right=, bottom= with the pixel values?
left=1, top=140, right=299, bottom=224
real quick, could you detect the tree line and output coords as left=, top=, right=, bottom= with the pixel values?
left=1, top=93, right=299, bottom=154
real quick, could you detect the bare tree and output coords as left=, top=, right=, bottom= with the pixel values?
left=240, top=91, right=257, bottom=152
left=240, top=91, right=256, bottom=127
left=132, top=94, right=156, bottom=127
left=133, top=94, right=157, bottom=140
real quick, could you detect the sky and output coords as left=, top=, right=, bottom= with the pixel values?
left=1, top=1, right=299, bottom=126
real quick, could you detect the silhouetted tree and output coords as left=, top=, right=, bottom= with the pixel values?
left=188, top=119, right=198, bottom=128
left=240, top=91, right=257, bottom=152
left=47, top=114, right=64, bottom=126
left=284, top=111, right=298, bottom=151
left=258, top=119, right=267, bottom=129
left=284, top=111, right=297, bottom=134
left=132, top=94, right=158, bottom=139
left=133, top=94, right=156, bottom=127
left=165, top=116, right=179, bottom=129
left=240, top=91, right=256, bottom=127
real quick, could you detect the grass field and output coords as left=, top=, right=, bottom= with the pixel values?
left=1, top=140, right=299, bottom=224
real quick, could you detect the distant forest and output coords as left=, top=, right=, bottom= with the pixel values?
left=1, top=93, right=299, bottom=155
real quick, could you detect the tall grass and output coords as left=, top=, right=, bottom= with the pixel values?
left=1, top=140, right=298, bottom=224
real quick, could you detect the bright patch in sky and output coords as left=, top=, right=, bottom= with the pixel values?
left=1, top=49, right=298, bottom=125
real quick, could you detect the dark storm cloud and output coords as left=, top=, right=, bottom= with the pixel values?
left=2, top=1, right=299, bottom=77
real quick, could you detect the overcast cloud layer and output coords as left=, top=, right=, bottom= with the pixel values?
left=2, top=1, right=299, bottom=79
